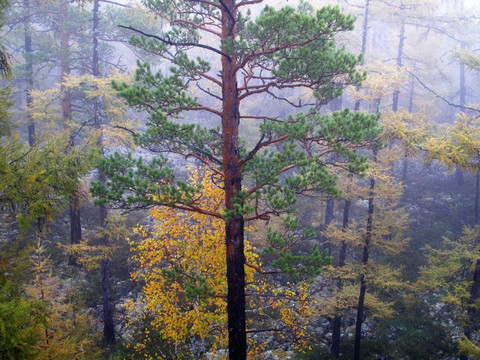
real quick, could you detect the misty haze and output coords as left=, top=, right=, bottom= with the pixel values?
left=1, top=0, right=480, bottom=359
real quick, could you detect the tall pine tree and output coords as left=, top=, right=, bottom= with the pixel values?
left=91, top=1, right=381, bottom=358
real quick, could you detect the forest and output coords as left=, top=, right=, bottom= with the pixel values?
left=1, top=0, right=480, bottom=359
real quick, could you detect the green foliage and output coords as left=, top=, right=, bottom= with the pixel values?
left=459, top=334, right=480, bottom=359
left=0, top=85, right=13, bottom=137
left=0, top=241, right=43, bottom=360
left=0, top=291, right=43, bottom=359
left=421, top=225, right=480, bottom=320
left=453, top=49, right=480, bottom=73
left=0, top=133, right=97, bottom=229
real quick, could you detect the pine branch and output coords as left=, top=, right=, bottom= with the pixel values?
left=236, top=0, right=263, bottom=8
left=117, top=25, right=232, bottom=62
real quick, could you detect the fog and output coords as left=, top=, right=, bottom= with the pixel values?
left=1, top=0, right=480, bottom=359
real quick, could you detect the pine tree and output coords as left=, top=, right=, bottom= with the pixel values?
left=91, top=2, right=381, bottom=357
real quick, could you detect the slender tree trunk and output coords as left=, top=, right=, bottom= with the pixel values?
left=408, top=64, right=416, bottom=114
left=464, top=260, right=480, bottom=341
left=331, top=199, right=351, bottom=357
left=354, top=0, right=370, bottom=111
left=392, top=21, right=405, bottom=112
left=476, top=169, right=479, bottom=224
left=92, top=0, right=115, bottom=345
left=456, top=0, right=466, bottom=187
left=353, top=96, right=380, bottom=360
left=353, top=174, right=375, bottom=360
left=221, top=3, right=246, bottom=359
left=323, top=97, right=342, bottom=254
left=325, top=199, right=334, bottom=228
left=24, top=0, right=34, bottom=146
left=455, top=65, right=465, bottom=186
left=402, top=65, right=416, bottom=183
left=323, top=199, right=334, bottom=254
left=59, top=0, right=83, bottom=266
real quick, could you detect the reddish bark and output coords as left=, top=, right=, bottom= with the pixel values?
left=220, top=2, right=248, bottom=358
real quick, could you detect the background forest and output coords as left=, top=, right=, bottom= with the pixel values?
left=1, top=0, right=480, bottom=359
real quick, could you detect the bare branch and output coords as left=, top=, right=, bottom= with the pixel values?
left=240, top=134, right=289, bottom=166
left=266, top=89, right=316, bottom=108
left=173, top=19, right=222, bottom=37
left=245, top=261, right=279, bottom=275
left=236, top=0, right=263, bottom=8
left=118, top=25, right=232, bottom=62
left=408, top=70, right=480, bottom=113
left=198, top=71, right=222, bottom=87
left=197, top=83, right=222, bottom=101
left=111, top=125, right=137, bottom=137
left=184, top=0, right=221, bottom=9
left=240, top=115, right=283, bottom=123
left=159, top=202, right=224, bottom=220
left=99, top=0, right=132, bottom=7
left=246, top=328, right=284, bottom=334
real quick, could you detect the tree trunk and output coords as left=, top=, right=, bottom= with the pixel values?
left=101, top=256, right=115, bottom=344
left=323, top=199, right=334, bottom=253
left=59, top=1, right=83, bottom=266
left=92, top=0, right=115, bottom=345
left=392, top=21, right=405, bottom=112
left=331, top=199, right=351, bottom=357
left=464, top=259, right=480, bottom=340
left=354, top=0, right=370, bottom=111
left=68, top=190, right=82, bottom=265
left=24, top=0, right=34, bottom=146
left=456, top=4, right=466, bottom=187
left=476, top=169, right=479, bottom=224
left=402, top=64, right=416, bottom=184
left=353, top=174, right=375, bottom=360
left=221, top=3, right=246, bottom=359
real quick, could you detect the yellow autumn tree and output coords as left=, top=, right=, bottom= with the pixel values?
left=126, top=167, right=323, bottom=359
left=128, top=168, right=258, bottom=359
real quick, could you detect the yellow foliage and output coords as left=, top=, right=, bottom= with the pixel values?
left=128, top=167, right=317, bottom=358
left=27, top=72, right=137, bottom=147
left=347, top=61, right=409, bottom=106
left=25, top=238, right=101, bottom=359
left=420, top=225, right=480, bottom=318
left=423, top=114, right=480, bottom=172
left=380, top=110, right=431, bottom=158
left=129, top=168, right=258, bottom=357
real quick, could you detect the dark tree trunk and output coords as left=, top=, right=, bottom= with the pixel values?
left=408, top=64, right=416, bottom=114
left=24, top=0, right=34, bottom=146
left=221, top=3, right=246, bottom=359
left=456, top=13, right=466, bottom=186
left=323, top=199, right=334, bottom=253
left=92, top=0, right=115, bottom=345
left=68, top=190, right=82, bottom=265
left=354, top=0, right=370, bottom=112
left=325, top=199, right=334, bottom=227
left=353, top=174, right=375, bottom=360
left=331, top=199, right=351, bottom=357
left=476, top=169, right=479, bottom=224
left=402, top=65, right=416, bottom=184
left=59, top=2, right=83, bottom=266
left=464, top=260, right=480, bottom=342
left=353, top=95, right=379, bottom=359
